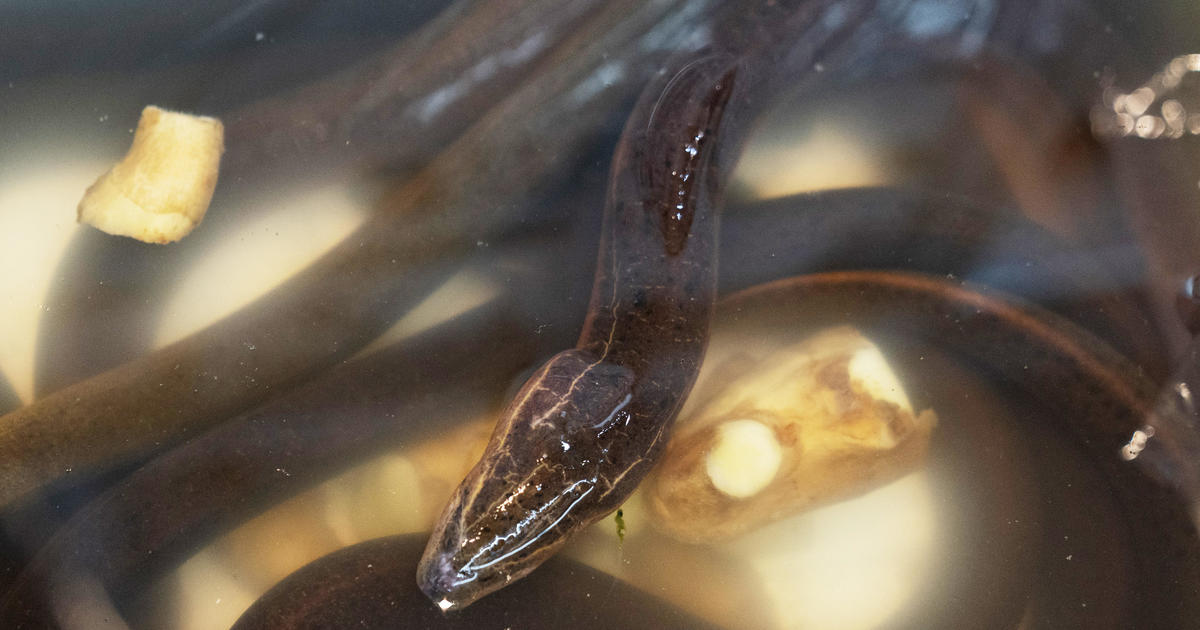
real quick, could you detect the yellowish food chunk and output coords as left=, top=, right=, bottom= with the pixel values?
left=647, top=326, right=938, bottom=543
left=77, top=106, right=224, bottom=243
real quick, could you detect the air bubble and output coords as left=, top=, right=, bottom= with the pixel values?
left=1120, top=426, right=1156, bottom=461
left=1134, top=115, right=1165, bottom=138
left=1124, top=87, right=1156, bottom=116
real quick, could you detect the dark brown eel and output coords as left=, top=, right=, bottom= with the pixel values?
left=416, top=0, right=886, bottom=606
left=4, top=0, right=1185, bottom=619
left=1, top=186, right=1163, bottom=627
left=417, top=0, right=891, bottom=601
left=0, top=302, right=551, bottom=628
left=0, top=0, right=745, bottom=511
left=232, top=535, right=722, bottom=630
left=417, top=54, right=739, bottom=609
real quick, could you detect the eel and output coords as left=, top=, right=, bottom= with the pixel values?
left=32, top=0, right=618, bottom=394
left=0, top=0, right=746, bottom=510
left=0, top=303, right=545, bottom=628
left=216, top=0, right=611, bottom=183
left=711, top=272, right=1200, bottom=629
left=232, top=534, right=723, bottom=630
left=415, top=0, right=889, bottom=607
left=2, top=185, right=1169, bottom=626
left=414, top=0, right=1181, bottom=607
left=417, top=54, right=740, bottom=608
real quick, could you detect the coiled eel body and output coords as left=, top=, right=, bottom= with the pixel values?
left=417, top=55, right=739, bottom=608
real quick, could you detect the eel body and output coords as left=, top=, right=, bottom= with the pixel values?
left=417, top=55, right=739, bottom=608
left=235, top=535, right=723, bottom=630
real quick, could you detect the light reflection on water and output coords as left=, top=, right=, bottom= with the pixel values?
left=0, top=159, right=107, bottom=403
left=151, top=182, right=369, bottom=349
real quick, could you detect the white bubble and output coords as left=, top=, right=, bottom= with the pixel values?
left=1135, top=115, right=1165, bottom=139
left=1162, top=99, right=1185, bottom=121
left=1188, top=114, right=1200, bottom=134
left=1120, top=426, right=1156, bottom=461
left=1125, top=87, right=1156, bottom=117
left=1115, top=113, right=1135, bottom=135
left=1169, top=57, right=1189, bottom=77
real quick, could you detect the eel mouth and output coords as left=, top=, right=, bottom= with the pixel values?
left=416, top=549, right=472, bottom=612
left=417, top=472, right=598, bottom=610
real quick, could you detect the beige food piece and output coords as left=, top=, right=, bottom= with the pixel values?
left=647, top=326, right=937, bottom=543
left=77, top=106, right=224, bottom=243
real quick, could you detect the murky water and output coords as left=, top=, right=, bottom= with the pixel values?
left=3, top=1, right=1200, bottom=628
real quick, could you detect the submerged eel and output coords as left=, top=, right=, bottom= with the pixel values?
left=417, top=56, right=740, bottom=607
left=417, top=0, right=876, bottom=603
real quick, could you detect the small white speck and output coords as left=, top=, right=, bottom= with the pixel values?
left=437, top=598, right=455, bottom=611
left=255, top=31, right=265, bottom=42
left=814, top=62, right=825, bottom=72
left=215, top=598, right=222, bottom=605
left=1066, top=554, right=1072, bottom=560
left=276, top=467, right=290, bottom=477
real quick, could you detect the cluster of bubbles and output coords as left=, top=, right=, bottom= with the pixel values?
left=1092, top=54, right=1200, bottom=139
left=1120, top=425, right=1157, bottom=461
